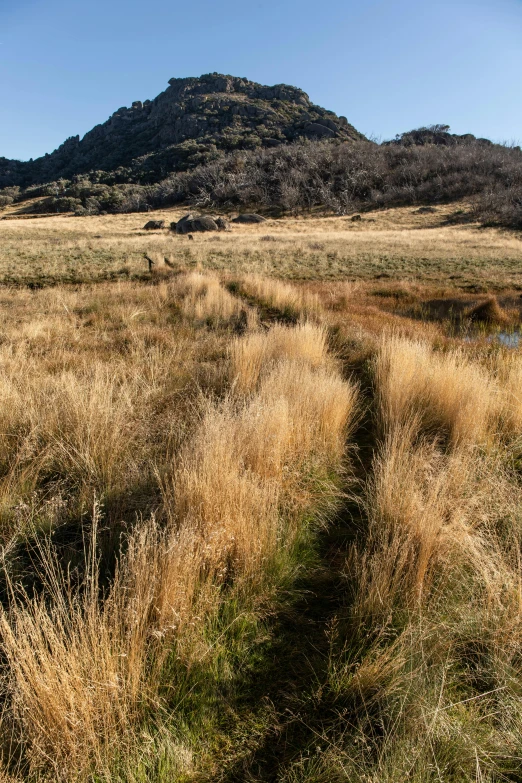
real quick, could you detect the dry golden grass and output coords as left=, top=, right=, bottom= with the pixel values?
left=466, top=294, right=510, bottom=325
left=0, top=510, right=206, bottom=779
left=0, top=280, right=236, bottom=553
left=358, top=331, right=522, bottom=613
left=0, top=276, right=249, bottom=779
left=0, top=293, right=358, bottom=780
left=328, top=323, right=522, bottom=783
left=375, top=334, right=499, bottom=447
left=355, top=422, right=488, bottom=621
left=2, top=202, right=522, bottom=287
left=229, top=322, right=329, bottom=394
left=173, top=359, right=355, bottom=578
left=238, top=274, right=322, bottom=319
left=170, top=270, right=251, bottom=326
left=495, top=353, right=522, bottom=434
left=0, top=268, right=521, bottom=780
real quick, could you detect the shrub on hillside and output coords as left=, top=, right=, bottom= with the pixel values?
left=473, top=185, right=522, bottom=229
left=9, top=132, right=522, bottom=229
left=147, top=137, right=522, bottom=222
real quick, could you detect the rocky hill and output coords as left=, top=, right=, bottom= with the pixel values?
left=0, top=73, right=364, bottom=188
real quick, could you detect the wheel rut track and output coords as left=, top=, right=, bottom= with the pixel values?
left=210, top=371, right=377, bottom=783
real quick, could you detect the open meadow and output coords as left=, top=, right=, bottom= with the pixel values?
left=0, top=207, right=521, bottom=780
left=2, top=201, right=522, bottom=288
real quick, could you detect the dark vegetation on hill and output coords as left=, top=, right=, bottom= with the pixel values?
left=1, top=72, right=521, bottom=230
left=0, top=73, right=361, bottom=188
left=4, top=136, right=521, bottom=229
left=382, top=122, right=495, bottom=147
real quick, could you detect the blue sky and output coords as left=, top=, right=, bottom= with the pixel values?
left=1, top=0, right=521, bottom=161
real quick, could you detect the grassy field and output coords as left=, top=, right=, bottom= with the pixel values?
left=0, top=207, right=521, bottom=780
left=2, top=201, right=522, bottom=287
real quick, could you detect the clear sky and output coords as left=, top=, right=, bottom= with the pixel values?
left=1, top=0, right=521, bottom=161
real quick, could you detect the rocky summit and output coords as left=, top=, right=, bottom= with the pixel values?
left=0, top=73, right=364, bottom=188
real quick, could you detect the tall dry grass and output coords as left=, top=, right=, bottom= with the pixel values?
left=326, top=331, right=522, bottom=782
left=491, top=351, right=522, bottom=436
left=238, top=275, right=322, bottom=320
left=3, top=274, right=522, bottom=781
left=375, top=334, right=498, bottom=447
left=0, top=311, right=358, bottom=780
left=0, top=510, right=207, bottom=779
left=173, top=361, right=356, bottom=572
left=0, top=286, right=216, bottom=546
left=169, top=270, right=254, bottom=327
left=354, top=422, right=505, bottom=623
left=229, top=321, right=329, bottom=394
left=357, top=333, right=522, bottom=623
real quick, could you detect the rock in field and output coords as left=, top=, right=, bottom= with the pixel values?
left=414, top=206, right=437, bottom=214
left=173, top=214, right=220, bottom=233
left=173, top=213, right=195, bottom=234
left=143, top=220, right=165, bottom=230
left=186, top=216, right=219, bottom=232
left=232, top=213, right=266, bottom=224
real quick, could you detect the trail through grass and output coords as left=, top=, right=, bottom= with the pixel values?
left=0, top=274, right=520, bottom=780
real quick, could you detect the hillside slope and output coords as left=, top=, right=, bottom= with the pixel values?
left=0, top=73, right=364, bottom=187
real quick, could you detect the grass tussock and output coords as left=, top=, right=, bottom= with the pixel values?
left=238, top=275, right=322, bottom=320
left=229, top=321, right=329, bottom=394
left=375, top=334, right=498, bottom=447
left=494, top=351, right=522, bottom=434
left=466, top=294, right=509, bottom=325
left=170, top=270, right=254, bottom=327
left=354, top=423, right=496, bottom=623
left=0, top=511, right=208, bottom=779
left=0, top=309, right=358, bottom=780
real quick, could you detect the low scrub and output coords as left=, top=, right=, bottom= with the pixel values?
left=5, top=135, right=522, bottom=230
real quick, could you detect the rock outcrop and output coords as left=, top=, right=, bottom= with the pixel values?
left=185, top=216, right=219, bottom=232
left=232, top=213, right=266, bottom=224
left=173, top=213, right=195, bottom=234
left=0, top=73, right=364, bottom=188
left=143, top=220, right=165, bottom=230
left=384, top=125, right=494, bottom=148
left=172, top=214, right=219, bottom=233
